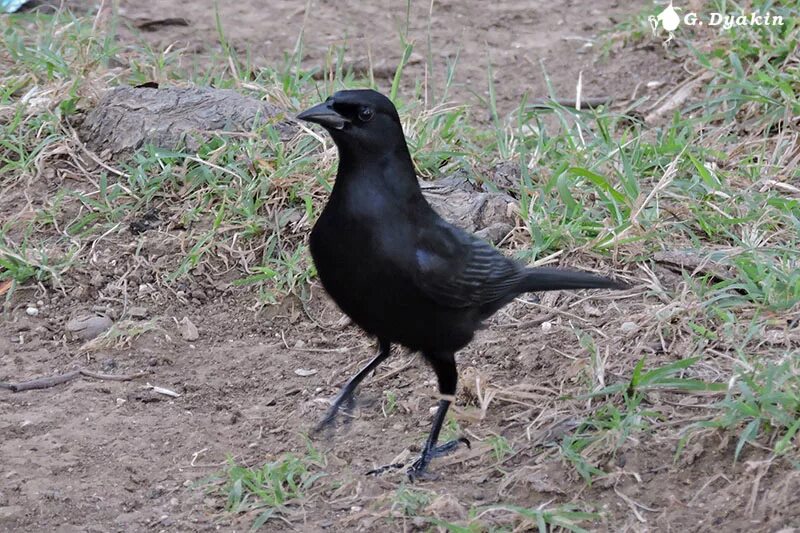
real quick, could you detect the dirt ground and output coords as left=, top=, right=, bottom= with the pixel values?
left=2, top=0, right=798, bottom=532
left=4, top=284, right=797, bottom=532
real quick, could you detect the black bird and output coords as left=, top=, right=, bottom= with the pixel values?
left=298, top=89, right=624, bottom=479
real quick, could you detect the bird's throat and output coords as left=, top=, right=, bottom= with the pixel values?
left=333, top=142, right=423, bottom=202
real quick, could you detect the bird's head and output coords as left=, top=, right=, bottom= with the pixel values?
left=297, top=89, right=405, bottom=155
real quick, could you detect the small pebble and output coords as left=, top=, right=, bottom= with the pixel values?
left=66, top=315, right=113, bottom=341
left=620, top=321, right=639, bottom=333
left=25, top=307, right=39, bottom=317
left=178, top=317, right=199, bottom=341
left=129, top=306, right=148, bottom=319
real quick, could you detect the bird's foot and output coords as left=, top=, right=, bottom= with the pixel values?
left=407, top=437, right=470, bottom=481
left=428, top=437, right=471, bottom=458
left=366, top=437, right=470, bottom=480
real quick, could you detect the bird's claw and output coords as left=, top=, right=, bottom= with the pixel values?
left=365, top=437, right=471, bottom=480
left=407, top=437, right=470, bottom=481
left=429, top=436, right=471, bottom=458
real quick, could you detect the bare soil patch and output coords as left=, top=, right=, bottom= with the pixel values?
left=3, top=283, right=796, bottom=531
left=109, top=0, right=681, bottom=110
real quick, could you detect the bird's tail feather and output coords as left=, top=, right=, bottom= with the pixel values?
left=521, top=267, right=625, bottom=292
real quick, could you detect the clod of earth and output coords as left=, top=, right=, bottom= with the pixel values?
left=128, top=306, right=148, bottom=319
left=65, top=314, right=113, bottom=341
left=420, top=174, right=516, bottom=244
left=79, top=86, right=296, bottom=159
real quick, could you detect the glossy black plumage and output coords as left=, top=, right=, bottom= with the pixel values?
left=298, top=89, right=623, bottom=479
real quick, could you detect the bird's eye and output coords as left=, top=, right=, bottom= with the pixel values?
left=358, top=107, right=374, bottom=122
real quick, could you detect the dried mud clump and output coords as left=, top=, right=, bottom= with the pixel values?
left=421, top=174, right=516, bottom=244
left=79, top=86, right=295, bottom=159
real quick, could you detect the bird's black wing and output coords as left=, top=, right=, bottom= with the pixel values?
left=413, top=219, right=525, bottom=309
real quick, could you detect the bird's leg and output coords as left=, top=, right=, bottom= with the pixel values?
left=315, top=339, right=391, bottom=432
left=407, top=352, right=470, bottom=481
left=366, top=353, right=469, bottom=479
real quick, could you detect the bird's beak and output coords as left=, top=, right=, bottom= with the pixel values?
left=297, top=101, right=350, bottom=130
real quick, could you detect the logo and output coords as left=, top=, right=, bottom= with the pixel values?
left=648, top=1, right=681, bottom=46
left=648, top=2, right=786, bottom=47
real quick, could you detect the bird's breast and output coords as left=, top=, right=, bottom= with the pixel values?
left=311, top=207, right=415, bottom=318
left=309, top=196, right=476, bottom=351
